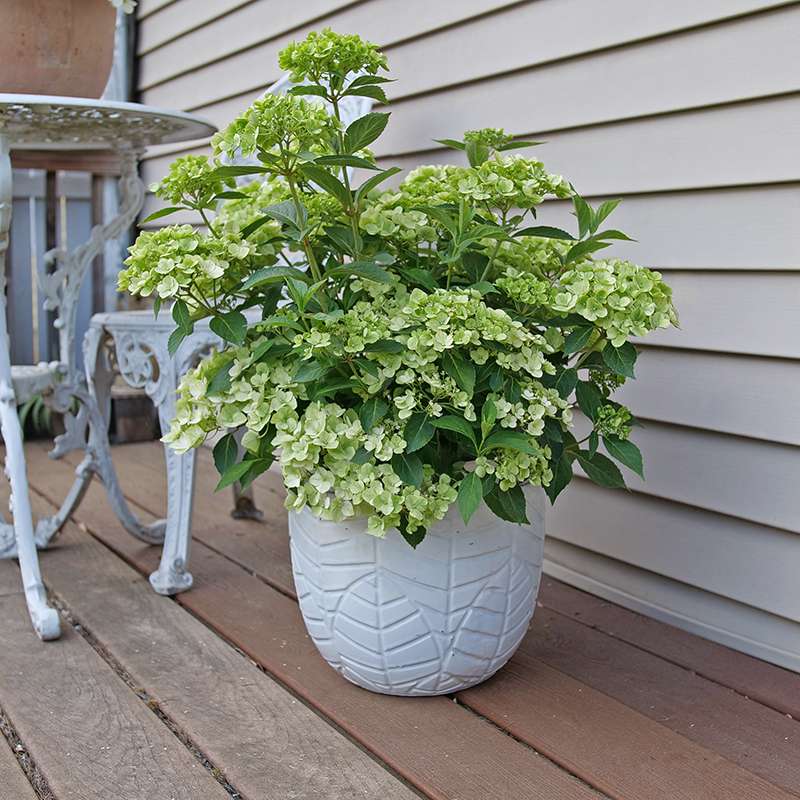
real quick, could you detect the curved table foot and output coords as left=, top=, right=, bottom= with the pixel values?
left=24, top=584, right=61, bottom=640
left=149, top=560, right=193, bottom=596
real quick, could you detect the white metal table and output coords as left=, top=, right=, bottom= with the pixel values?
left=0, top=95, right=214, bottom=639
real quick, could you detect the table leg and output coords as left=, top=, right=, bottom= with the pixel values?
left=0, top=134, right=59, bottom=640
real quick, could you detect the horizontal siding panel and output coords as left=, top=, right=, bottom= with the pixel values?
left=643, top=271, right=800, bottom=358
left=136, top=0, right=175, bottom=20
left=138, top=0, right=253, bottom=54
left=618, top=349, right=800, bottom=445
left=375, top=7, right=800, bottom=156
left=548, top=479, right=800, bottom=621
left=386, top=0, right=792, bottom=102
left=385, top=96, right=800, bottom=195
left=536, top=186, right=800, bottom=270
left=543, top=538, right=800, bottom=672
left=140, top=0, right=520, bottom=101
left=588, top=421, right=800, bottom=533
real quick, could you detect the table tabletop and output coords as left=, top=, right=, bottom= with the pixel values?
left=0, top=94, right=215, bottom=150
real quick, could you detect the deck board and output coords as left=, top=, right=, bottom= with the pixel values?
left=0, top=733, right=37, bottom=800
left=17, top=512, right=417, bottom=799
left=25, top=444, right=605, bottom=800
left=0, top=563, right=231, bottom=800
left=68, top=441, right=800, bottom=791
left=18, top=440, right=800, bottom=800
left=538, top=578, right=800, bottom=719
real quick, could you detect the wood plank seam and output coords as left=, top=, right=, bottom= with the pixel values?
left=20, top=473, right=608, bottom=800
left=52, top=442, right=800, bottom=722
left=44, top=593, right=244, bottom=800
left=537, top=593, right=800, bottom=721
left=0, top=708, right=55, bottom=800
left=52, top=520, right=591, bottom=800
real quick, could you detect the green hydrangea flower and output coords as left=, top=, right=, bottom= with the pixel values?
left=278, top=28, right=387, bottom=84
left=211, top=93, right=338, bottom=159
left=149, top=154, right=229, bottom=207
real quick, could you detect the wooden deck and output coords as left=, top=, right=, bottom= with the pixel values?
left=1, top=440, right=799, bottom=800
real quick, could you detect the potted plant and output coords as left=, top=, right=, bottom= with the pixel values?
left=1, top=0, right=136, bottom=98
left=120, top=30, right=677, bottom=696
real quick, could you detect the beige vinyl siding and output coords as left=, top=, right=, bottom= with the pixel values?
left=134, top=0, right=800, bottom=670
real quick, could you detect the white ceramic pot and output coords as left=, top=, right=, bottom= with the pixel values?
left=289, top=486, right=546, bottom=696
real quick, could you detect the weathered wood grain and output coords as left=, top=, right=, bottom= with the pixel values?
left=27, top=445, right=605, bottom=800
left=0, top=564, right=231, bottom=800
left=97, top=445, right=800, bottom=799
left=538, top=577, right=800, bottom=719
left=0, top=736, right=38, bottom=800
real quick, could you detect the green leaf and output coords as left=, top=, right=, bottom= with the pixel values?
left=555, top=367, right=578, bottom=400
left=213, top=433, right=239, bottom=477
left=602, top=341, right=637, bottom=378
left=545, top=454, right=573, bottom=503
left=363, top=339, right=404, bottom=353
left=515, top=225, right=574, bottom=240
left=359, top=397, right=389, bottom=432
left=484, top=484, right=529, bottom=524
left=595, top=228, right=634, bottom=242
left=212, top=191, right=249, bottom=200
left=563, top=326, right=594, bottom=355
left=398, top=518, right=426, bottom=548
left=293, top=360, right=326, bottom=383
left=314, top=154, right=380, bottom=171
left=603, top=435, right=644, bottom=478
left=483, top=430, right=540, bottom=456
left=209, top=310, right=247, bottom=345
left=212, top=165, right=269, bottom=178
left=576, top=451, right=626, bottom=488
left=287, top=84, right=328, bottom=98
left=344, top=84, right=388, bottom=103
left=326, top=261, right=393, bottom=284
left=167, top=326, right=188, bottom=356
left=263, top=199, right=307, bottom=230
left=171, top=299, right=192, bottom=332
left=237, top=457, right=274, bottom=490
left=404, top=413, right=434, bottom=453
left=565, top=238, right=612, bottom=264
left=239, top=215, right=274, bottom=239
left=141, top=206, right=183, bottom=224
left=208, top=361, right=233, bottom=395
left=241, top=265, right=310, bottom=290
left=401, top=267, right=438, bottom=291
left=348, top=74, right=394, bottom=88
left=344, top=112, right=390, bottom=152
left=593, top=199, right=622, bottom=229
left=588, top=430, right=599, bottom=457
left=575, top=381, right=603, bottom=421
left=465, top=140, right=490, bottom=167
left=442, top=351, right=475, bottom=396
left=352, top=446, right=370, bottom=465
left=215, top=459, right=254, bottom=491
left=457, top=473, right=483, bottom=525
left=355, top=167, right=401, bottom=203
left=481, top=397, right=497, bottom=436
left=434, top=138, right=466, bottom=151
left=573, top=195, right=593, bottom=238
left=496, top=139, right=544, bottom=151
left=391, top=452, right=424, bottom=487
left=298, top=163, right=351, bottom=207
left=431, top=415, right=477, bottom=448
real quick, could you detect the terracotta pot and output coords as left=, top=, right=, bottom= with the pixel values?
left=1, top=0, right=117, bottom=98
left=289, top=486, right=546, bottom=696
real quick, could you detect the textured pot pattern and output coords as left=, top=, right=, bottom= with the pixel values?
left=2, top=0, right=117, bottom=98
left=289, top=488, right=546, bottom=696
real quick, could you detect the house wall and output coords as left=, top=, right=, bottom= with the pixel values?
left=133, top=0, right=800, bottom=670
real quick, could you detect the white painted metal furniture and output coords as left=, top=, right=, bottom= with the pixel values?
left=0, top=95, right=214, bottom=639
left=85, top=76, right=374, bottom=597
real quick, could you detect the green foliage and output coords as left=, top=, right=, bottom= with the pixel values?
left=120, top=29, right=678, bottom=548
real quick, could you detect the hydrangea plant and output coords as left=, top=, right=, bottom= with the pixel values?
left=120, top=29, right=678, bottom=547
